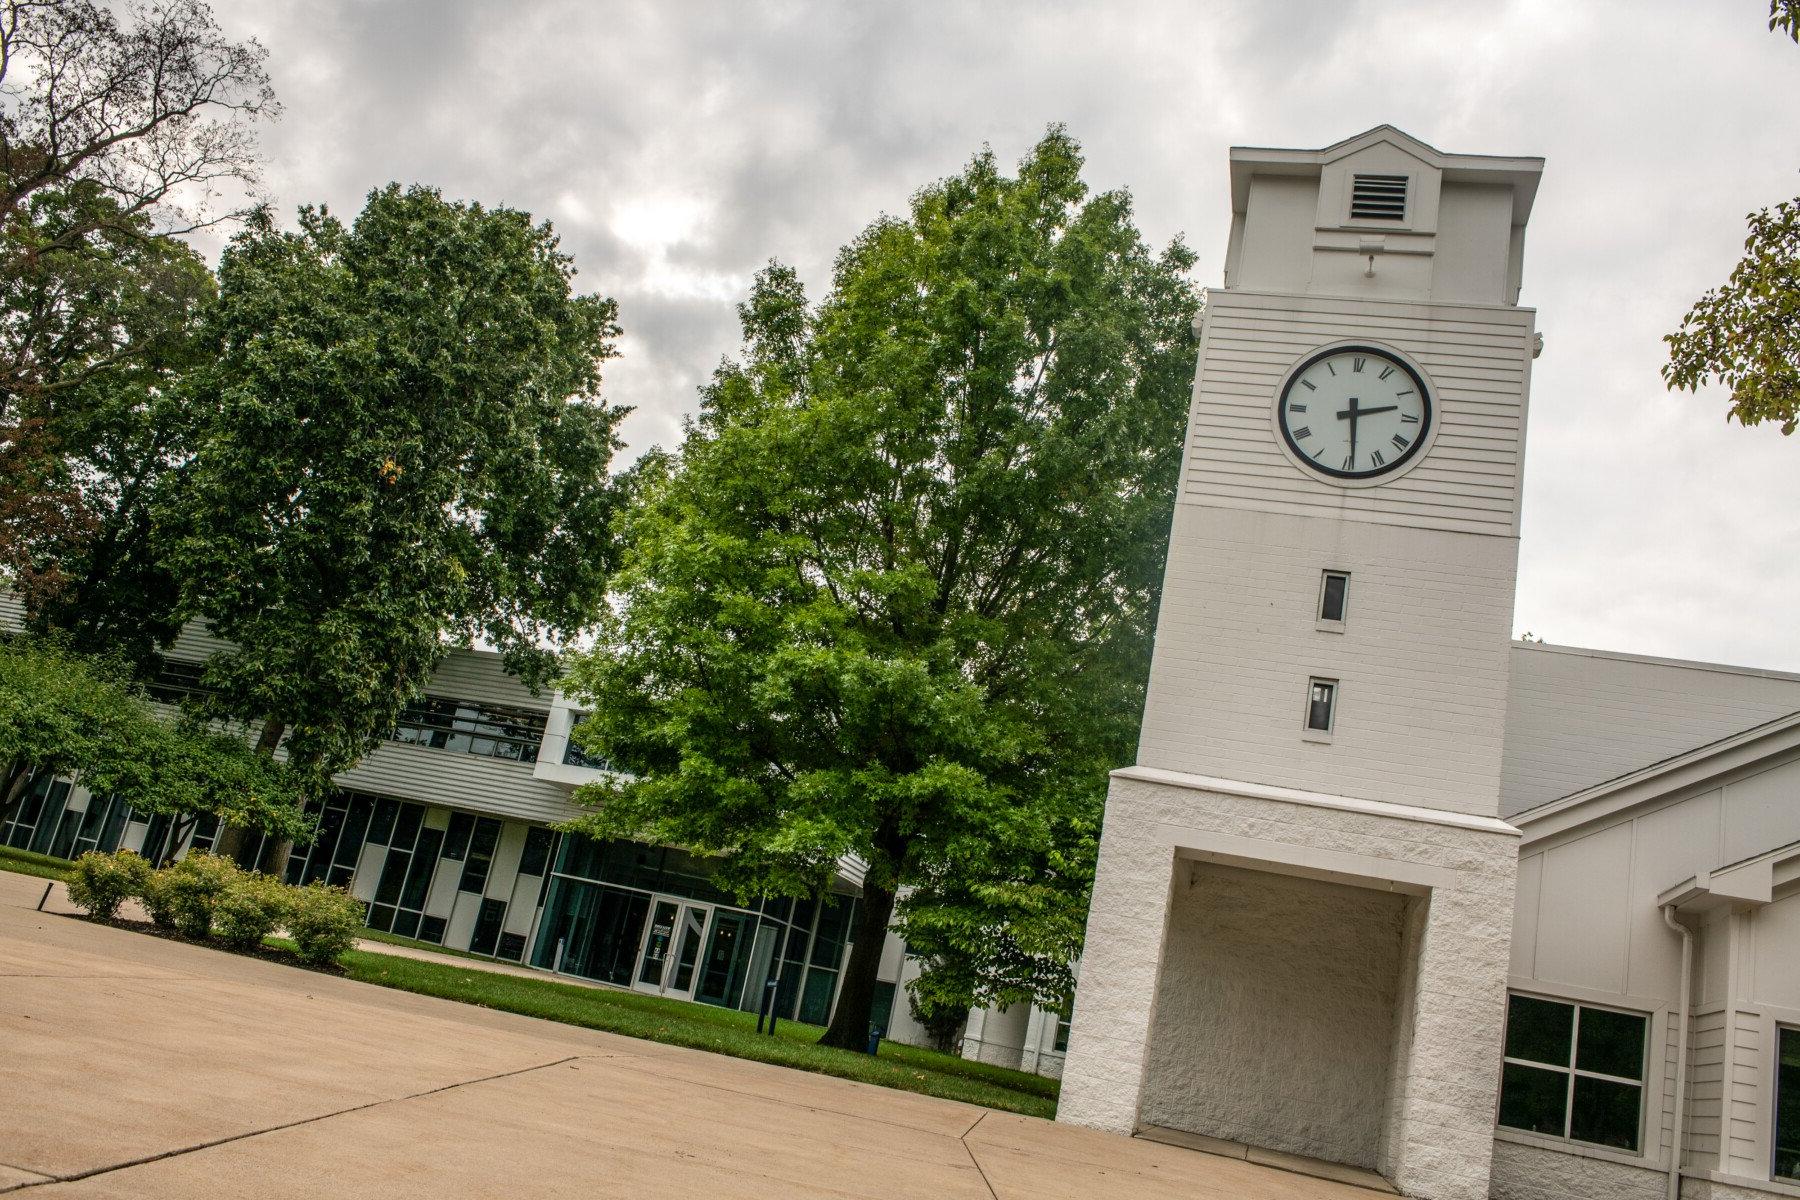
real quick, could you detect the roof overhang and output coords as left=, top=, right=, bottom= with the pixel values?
left=1659, top=839, right=1800, bottom=915
left=1515, top=709, right=1800, bottom=846
left=1229, top=124, right=1545, bottom=226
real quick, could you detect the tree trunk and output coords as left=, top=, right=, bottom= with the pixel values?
left=0, top=761, right=39, bottom=826
left=254, top=718, right=286, bottom=756
left=209, top=822, right=246, bottom=862
left=817, top=879, right=898, bottom=1053
left=259, top=837, right=294, bottom=879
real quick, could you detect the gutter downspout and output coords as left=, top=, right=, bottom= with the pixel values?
left=1662, top=904, right=1694, bottom=1200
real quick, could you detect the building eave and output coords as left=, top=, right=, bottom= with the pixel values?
left=1515, top=709, right=1800, bottom=845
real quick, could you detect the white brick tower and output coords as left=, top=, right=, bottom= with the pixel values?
left=1056, top=127, right=1543, bottom=1200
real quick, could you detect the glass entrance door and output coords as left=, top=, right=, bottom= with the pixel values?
left=635, top=899, right=710, bottom=1001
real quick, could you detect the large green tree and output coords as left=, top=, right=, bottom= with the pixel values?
left=1663, top=2, right=1800, bottom=427
left=165, top=185, right=627, bottom=794
left=1, top=186, right=217, bottom=667
left=565, top=129, right=1196, bottom=1051
left=0, top=0, right=274, bottom=666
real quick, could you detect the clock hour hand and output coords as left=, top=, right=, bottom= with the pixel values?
left=1337, top=403, right=1398, bottom=419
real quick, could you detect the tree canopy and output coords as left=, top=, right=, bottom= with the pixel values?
left=165, top=184, right=627, bottom=777
left=0, top=0, right=273, bottom=668
left=1663, top=2, right=1800, bottom=431
left=565, top=128, right=1196, bottom=1050
left=0, top=185, right=216, bottom=666
left=0, top=635, right=307, bottom=853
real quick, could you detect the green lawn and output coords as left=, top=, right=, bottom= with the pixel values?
left=296, top=940, right=1058, bottom=1118
left=0, top=845, right=73, bottom=882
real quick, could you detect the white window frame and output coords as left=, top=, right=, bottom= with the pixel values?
left=1774, top=1021, right=1800, bottom=1182
left=1302, top=677, right=1338, bottom=742
left=1498, top=991, right=1648, bottom=1154
left=1316, top=570, right=1350, bottom=632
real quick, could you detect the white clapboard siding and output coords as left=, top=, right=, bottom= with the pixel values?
left=421, top=649, right=550, bottom=712
left=1686, top=1007, right=1727, bottom=1165
left=333, top=741, right=581, bottom=827
left=1183, top=289, right=1535, bottom=538
left=1726, top=1008, right=1763, bottom=1176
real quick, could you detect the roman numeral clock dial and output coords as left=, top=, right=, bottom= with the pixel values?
left=1276, top=346, right=1433, bottom=481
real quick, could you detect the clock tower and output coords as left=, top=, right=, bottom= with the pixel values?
left=1056, top=128, right=1543, bottom=1200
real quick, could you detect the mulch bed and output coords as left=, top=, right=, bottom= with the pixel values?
left=56, top=909, right=349, bottom=975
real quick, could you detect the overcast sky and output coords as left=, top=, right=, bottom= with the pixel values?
left=209, top=0, right=1800, bottom=670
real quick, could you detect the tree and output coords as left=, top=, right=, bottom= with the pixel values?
left=1663, top=3, right=1799, bottom=428
left=0, top=0, right=273, bottom=664
left=564, top=129, right=1197, bottom=1051
left=164, top=184, right=627, bottom=788
left=87, top=713, right=309, bottom=864
left=0, top=633, right=140, bottom=817
left=0, top=185, right=216, bottom=667
left=0, top=635, right=306, bottom=858
left=0, top=0, right=277, bottom=243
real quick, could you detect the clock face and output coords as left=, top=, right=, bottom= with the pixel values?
left=1277, top=346, right=1432, bottom=480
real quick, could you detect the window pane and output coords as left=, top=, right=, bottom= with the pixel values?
left=1498, top=1063, right=1568, bottom=1137
left=1570, top=1075, right=1642, bottom=1150
left=1776, top=1027, right=1800, bottom=1180
left=1320, top=573, right=1348, bottom=622
left=520, top=827, right=554, bottom=877
left=1506, top=994, right=1574, bottom=1066
left=1307, top=681, right=1335, bottom=732
left=1576, top=1007, right=1646, bottom=1080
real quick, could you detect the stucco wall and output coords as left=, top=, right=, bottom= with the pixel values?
left=1140, top=861, right=1406, bottom=1167
left=1059, top=772, right=1518, bottom=1200
left=1489, top=1139, right=1666, bottom=1200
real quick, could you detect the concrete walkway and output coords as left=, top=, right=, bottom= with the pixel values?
left=0, top=872, right=1393, bottom=1199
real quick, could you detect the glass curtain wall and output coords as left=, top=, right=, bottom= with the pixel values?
left=531, top=835, right=861, bottom=1023
left=0, top=777, right=130, bottom=858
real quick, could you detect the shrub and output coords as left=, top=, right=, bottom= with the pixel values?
left=286, top=883, right=363, bottom=966
left=66, top=850, right=152, bottom=920
left=213, top=872, right=291, bottom=950
left=139, top=869, right=180, bottom=929
left=157, top=852, right=242, bottom=938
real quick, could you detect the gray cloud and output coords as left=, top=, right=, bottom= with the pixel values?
left=211, top=0, right=1800, bottom=670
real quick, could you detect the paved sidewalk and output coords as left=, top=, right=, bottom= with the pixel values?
left=0, top=872, right=1393, bottom=1199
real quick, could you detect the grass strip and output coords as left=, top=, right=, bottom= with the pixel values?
left=313, top=942, right=1058, bottom=1118
left=0, top=845, right=74, bottom=882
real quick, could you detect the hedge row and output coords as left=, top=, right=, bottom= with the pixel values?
left=66, top=850, right=363, bottom=966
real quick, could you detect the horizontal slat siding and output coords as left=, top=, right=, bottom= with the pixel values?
left=1659, top=1014, right=1677, bottom=1164
left=1185, top=290, right=1534, bottom=537
left=1688, top=1009, right=1727, bottom=1162
left=333, top=741, right=582, bottom=826
left=421, top=651, right=549, bottom=712
left=1727, top=1010, right=1763, bottom=1175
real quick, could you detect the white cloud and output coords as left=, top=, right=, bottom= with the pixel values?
left=210, top=0, right=1800, bottom=670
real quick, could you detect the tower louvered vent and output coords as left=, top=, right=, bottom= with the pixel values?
left=1350, top=173, right=1408, bottom=221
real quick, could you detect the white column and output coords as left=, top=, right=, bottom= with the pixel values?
left=1056, top=780, right=1179, bottom=1133
left=1383, top=859, right=1516, bottom=1200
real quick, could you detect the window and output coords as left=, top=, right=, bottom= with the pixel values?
left=1350, top=173, right=1408, bottom=221
left=519, top=826, right=556, bottom=877
left=145, top=658, right=211, bottom=706
left=1777, top=1026, right=1800, bottom=1179
left=458, top=817, right=502, bottom=894
left=1498, top=993, right=1646, bottom=1151
left=562, top=711, right=609, bottom=769
left=392, top=696, right=546, bottom=764
left=1305, top=678, right=1337, bottom=733
left=1318, top=571, right=1349, bottom=625
left=1054, top=1008, right=1072, bottom=1053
